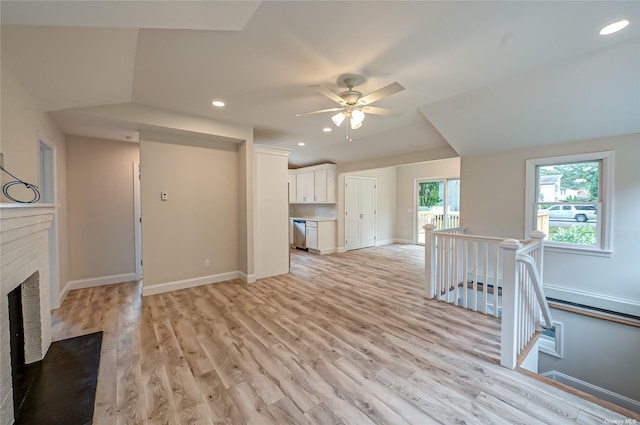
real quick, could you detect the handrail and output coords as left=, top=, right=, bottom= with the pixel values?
left=517, top=253, right=553, bottom=328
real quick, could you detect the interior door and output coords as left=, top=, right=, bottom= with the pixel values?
left=360, top=179, right=376, bottom=247
left=345, top=177, right=376, bottom=251
left=345, top=178, right=361, bottom=250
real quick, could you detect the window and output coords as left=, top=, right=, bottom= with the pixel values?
left=540, top=322, right=564, bottom=358
left=416, top=178, right=460, bottom=244
left=525, top=151, right=613, bottom=256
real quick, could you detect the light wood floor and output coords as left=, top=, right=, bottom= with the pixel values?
left=51, top=245, right=633, bottom=424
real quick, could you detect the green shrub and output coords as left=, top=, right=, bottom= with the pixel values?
left=550, top=225, right=596, bottom=245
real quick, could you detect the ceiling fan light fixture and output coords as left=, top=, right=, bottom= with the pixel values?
left=351, top=121, right=363, bottom=130
left=332, top=112, right=346, bottom=127
left=351, top=109, right=365, bottom=126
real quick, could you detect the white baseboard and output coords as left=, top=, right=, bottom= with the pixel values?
left=66, top=272, right=137, bottom=292
left=142, top=271, right=240, bottom=296
left=337, top=246, right=346, bottom=253
left=375, top=239, right=395, bottom=246
left=541, top=370, right=640, bottom=413
left=544, top=284, right=640, bottom=317
left=393, top=238, right=414, bottom=245
left=58, top=281, right=71, bottom=307
left=239, top=272, right=256, bottom=283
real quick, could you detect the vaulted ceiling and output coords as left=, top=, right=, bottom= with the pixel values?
left=2, top=1, right=639, bottom=166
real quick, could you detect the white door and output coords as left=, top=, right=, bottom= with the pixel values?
left=360, top=179, right=376, bottom=247
left=345, top=177, right=376, bottom=251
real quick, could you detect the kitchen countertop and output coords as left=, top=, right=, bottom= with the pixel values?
left=290, top=216, right=337, bottom=222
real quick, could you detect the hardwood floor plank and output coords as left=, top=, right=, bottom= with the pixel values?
left=49, top=246, right=635, bottom=425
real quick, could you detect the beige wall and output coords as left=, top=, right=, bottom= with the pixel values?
left=139, top=136, right=240, bottom=288
left=1, top=63, right=70, bottom=307
left=461, top=133, right=640, bottom=309
left=395, top=158, right=461, bottom=243
left=66, top=136, right=139, bottom=281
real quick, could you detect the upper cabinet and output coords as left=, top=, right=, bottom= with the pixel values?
left=288, top=163, right=336, bottom=204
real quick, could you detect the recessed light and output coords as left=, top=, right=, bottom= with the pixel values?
left=599, top=19, right=630, bottom=35
left=323, top=127, right=332, bottom=132
left=298, top=142, right=305, bottom=146
left=211, top=100, right=225, bottom=107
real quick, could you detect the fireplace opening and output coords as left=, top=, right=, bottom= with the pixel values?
left=8, top=272, right=43, bottom=421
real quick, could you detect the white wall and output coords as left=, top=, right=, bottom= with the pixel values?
left=460, top=133, right=640, bottom=313
left=539, top=308, right=640, bottom=402
left=1, top=62, right=70, bottom=307
left=395, top=158, right=461, bottom=243
left=254, top=146, right=290, bottom=280
left=139, top=135, right=240, bottom=292
left=66, top=136, right=139, bottom=282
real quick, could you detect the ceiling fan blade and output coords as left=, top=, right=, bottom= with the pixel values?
left=310, top=85, right=345, bottom=105
left=295, top=107, right=344, bottom=117
left=361, top=106, right=403, bottom=117
left=358, top=82, right=405, bottom=105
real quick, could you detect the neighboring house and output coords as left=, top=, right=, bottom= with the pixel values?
left=539, top=174, right=563, bottom=202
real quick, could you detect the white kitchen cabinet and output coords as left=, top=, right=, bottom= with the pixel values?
left=289, top=163, right=336, bottom=204
left=308, top=220, right=336, bottom=254
left=305, top=221, right=318, bottom=249
left=314, top=169, right=327, bottom=202
left=288, top=173, right=297, bottom=202
left=296, top=171, right=315, bottom=202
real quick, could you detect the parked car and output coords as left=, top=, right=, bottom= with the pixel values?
left=544, top=205, right=597, bottom=222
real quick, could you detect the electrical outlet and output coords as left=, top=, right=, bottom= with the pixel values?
left=204, top=259, right=210, bottom=268
left=161, top=192, right=168, bottom=201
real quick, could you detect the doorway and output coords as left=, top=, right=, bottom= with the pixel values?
left=415, top=178, right=460, bottom=244
left=38, top=136, right=60, bottom=309
left=133, top=162, right=143, bottom=279
left=344, top=176, right=376, bottom=251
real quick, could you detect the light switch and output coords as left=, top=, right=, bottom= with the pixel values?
left=161, top=192, right=168, bottom=201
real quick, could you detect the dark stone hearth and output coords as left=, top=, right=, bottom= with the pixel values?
left=15, top=332, right=103, bottom=425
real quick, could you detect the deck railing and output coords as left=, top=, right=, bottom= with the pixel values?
left=424, top=224, right=552, bottom=369
left=418, top=211, right=460, bottom=232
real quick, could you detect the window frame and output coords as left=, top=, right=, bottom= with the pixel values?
left=525, top=151, right=614, bottom=257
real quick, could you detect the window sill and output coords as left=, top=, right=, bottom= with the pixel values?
left=543, top=244, right=612, bottom=258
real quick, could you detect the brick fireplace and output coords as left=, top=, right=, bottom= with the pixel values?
left=0, top=205, right=55, bottom=425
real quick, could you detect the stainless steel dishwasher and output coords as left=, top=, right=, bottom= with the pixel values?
left=293, top=220, right=306, bottom=249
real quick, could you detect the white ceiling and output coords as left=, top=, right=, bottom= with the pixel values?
left=2, top=1, right=639, bottom=166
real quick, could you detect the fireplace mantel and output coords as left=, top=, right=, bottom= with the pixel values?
left=1, top=203, right=55, bottom=425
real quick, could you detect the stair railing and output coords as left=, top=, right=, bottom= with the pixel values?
left=500, top=232, right=552, bottom=369
left=424, top=224, right=505, bottom=316
left=424, top=225, right=553, bottom=369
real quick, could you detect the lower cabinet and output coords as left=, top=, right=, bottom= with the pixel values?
left=306, top=221, right=318, bottom=250
left=307, top=220, right=335, bottom=254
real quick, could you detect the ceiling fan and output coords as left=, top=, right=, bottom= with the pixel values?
left=296, top=76, right=405, bottom=141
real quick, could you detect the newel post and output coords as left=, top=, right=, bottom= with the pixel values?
left=500, top=238, right=521, bottom=369
left=424, top=224, right=436, bottom=298
left=529, top=230, right=545, bottom=281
